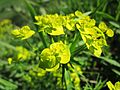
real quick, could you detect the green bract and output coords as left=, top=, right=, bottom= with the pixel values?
left=39, top=41, right=70, bottom=70
left=12, top=26, right=35, bottom=40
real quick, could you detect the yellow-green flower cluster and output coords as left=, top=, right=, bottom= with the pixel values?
left=107, top=81, right=120, bottom=90
left=35, top=11, right=114, bottom=57
left=12, top=26, right=35, bottom=40
left=63, top=13, right=76, bottom=31
left=16, top=46, right=31, bottom=60
left=39, top=41, right=70, bottom=71
left=35, top=13, right=78, bottom=35
left=35, top=14, right=65, bottom=35
left=7, top=46, right=31, bottom=64
left=75, top=11, right=113, bottom=57
left=99, top=22, right=114, bottom=37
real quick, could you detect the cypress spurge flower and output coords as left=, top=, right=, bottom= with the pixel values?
left=107, top=81, right=120, bottom=90
left=35, top=14, right=65, bottom=35
left=99, top=22, right=114, bottom=37
left=39, top=41, right=70, bottom=71
left=12, top=26, right=35, bottom=40
left=16, top=46, right=31, bottom=60
left=76, top=12, right=111, bottom=57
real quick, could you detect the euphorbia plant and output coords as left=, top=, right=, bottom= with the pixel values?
left=11, top=10, right=114, bottom=89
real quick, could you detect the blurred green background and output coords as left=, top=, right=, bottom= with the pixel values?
left=0, top=0, right=120, bottom=90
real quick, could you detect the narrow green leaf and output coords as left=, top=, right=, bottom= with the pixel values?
left=109, top=21, right=120, bottom=28
left=70, top=32, right=80, bottom=53
left=0, top=78, right=17, bottom=90
left=96, top=11, right=115, bottom=20
left=99, top=57, right=120, bottom=68
left=112, top=69, right=120, bottom=76
left=83, top=51, right=120, bottom=68
left=65, top=69, right=73, bottom=90
left=0, top=40, right=16, bottom=51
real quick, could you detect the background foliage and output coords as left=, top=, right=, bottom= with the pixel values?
left=0, top=0, right=120, bottom=90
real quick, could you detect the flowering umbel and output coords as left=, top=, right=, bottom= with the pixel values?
left=12, top=26, right=35, bottom=40
left=39, top=41, right=70, bottom=71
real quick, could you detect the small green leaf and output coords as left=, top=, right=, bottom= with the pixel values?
left=109, top=21, right=120, bottom=28
left=65, top=69, right=73, bottom=90
left=0, top=78, right=17, bottom=90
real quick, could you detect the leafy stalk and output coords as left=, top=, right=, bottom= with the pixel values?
left=23, top=0, right=48, bottom=48
left=71, top=44, right=86, bottom=58
left=70, top=31, right=80, bottom=53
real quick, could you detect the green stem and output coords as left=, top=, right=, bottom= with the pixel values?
left=70, top=32, right=80, bottom=53
left=90, top=0, right=107, bottom=17
left=38, top=32, right=48, bottom=48
left=23, top=0, right=48, bottom=48
left=62, top=64, right=65, bottom=89
left=25, top=40, right=33, bottom=49
left=71, top=44, right=86, bottom=58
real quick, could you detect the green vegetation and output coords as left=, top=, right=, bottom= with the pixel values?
left=0, top=0, right=120, bottom=90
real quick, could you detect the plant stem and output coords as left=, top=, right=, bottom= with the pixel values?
left=25, top=40, right=33, bottom=49
left=71, top=44, right=86, bottom=58
left=23, top=0, right=48, bottom=48
left=62, top=64, right=65, bottom=89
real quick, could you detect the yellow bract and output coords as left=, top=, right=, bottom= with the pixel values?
left=35, top=14, right=65, bottom=35
left=50, top=41, right=70, bottom=64
left=75, top=11, right=114, bottom=57
left=0, top=19, right=11, bottom=26
left=99, top=22, right=114, bottom=37
left=107, top=81, right=120, bottom=90
left=106, top=28, right=114, bottom=37
left=46, top=64, right=60, bottom=72
left=39, top=41, right=71, bottom=70
left=12, top=26, right=35, bottom=40
left=16, top=46, right=31, bottom=60
left=99, top=22, right=108, bottom=32
left=75, top=11, right=112, bottom=57
left=8, top=58, right=12, bottom=64
left=49, top=25, right=64, bottom=35
left=40, top=48, right=59, bottom=69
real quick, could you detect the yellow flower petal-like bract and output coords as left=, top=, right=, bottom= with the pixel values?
left=106, top=28, right=114, bottom=37
left=12, top=26, right=35, bottom=40
left=40, top=41, right=71, bottom=70
left=50, top=41, right=71, bottom=64
left=16, top=46, right=31, bottom=60
left=107, top=81, right=120, bottom=90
